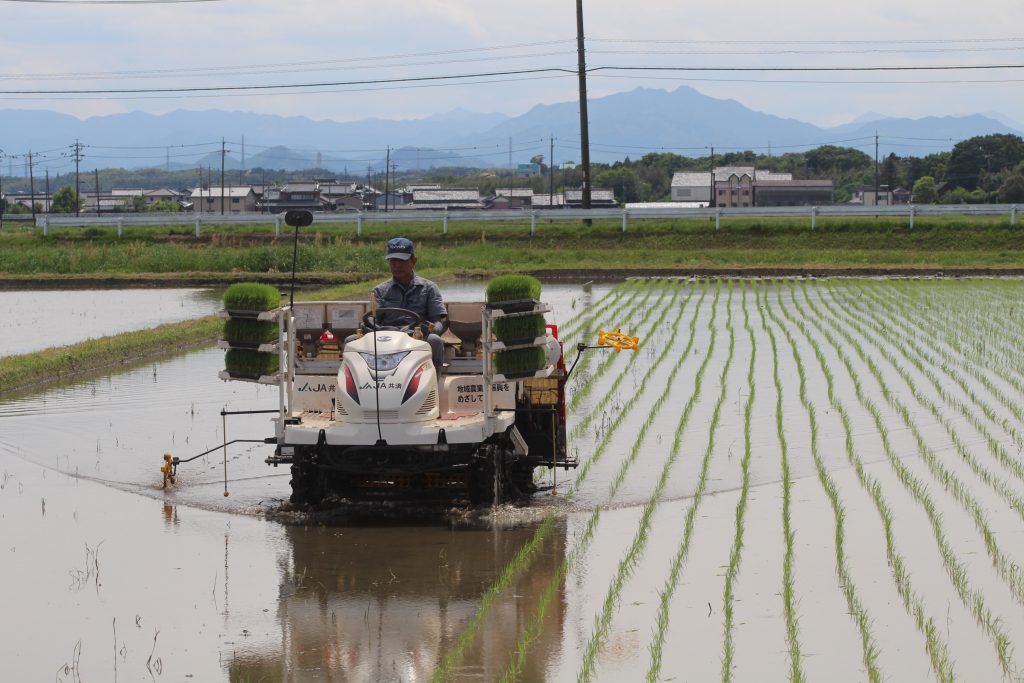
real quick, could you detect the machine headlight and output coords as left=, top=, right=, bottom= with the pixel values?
left=358, top=351, right=410, bottom=372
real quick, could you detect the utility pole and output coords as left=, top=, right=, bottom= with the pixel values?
left=709, top=146, right=715, bottom=207
left=549, top=136, right=555, bottom=207
left=576, top=0, right=592, bottom=214
left=874, top=132, right=880, bottom=206
left=45, top=169, right=50, bottom=213
left=72, top=140, right=83, bottom=217
left=0, top=150, right=5, bottom=231
left=166, top=146, right=170, bottom=172
left=384, top=146, right=390, bottom=212
left=391, top=162, right=398, bottom=210
left=94, top=168, right=100, bottom=216
left=220, top=138, right=227, bottom=215
left=28, top=151, right=36, bottom=223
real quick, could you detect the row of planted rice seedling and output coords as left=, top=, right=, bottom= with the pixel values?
left=792, top=281, right=1015, bottom=675
left=440, top=277, right=1024, bottom=682
left=434, top=278, right=692, bottom=682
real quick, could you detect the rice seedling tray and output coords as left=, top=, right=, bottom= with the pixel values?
left=218, top=308, right=280, bottom=322
left=490, top=336, right=549, bottom=351
left=216, top=340, right=280, bottom=353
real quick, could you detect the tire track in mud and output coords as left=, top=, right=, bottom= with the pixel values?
left=774, top=280, right=957, bottom=682
left=431, top=279, right=695, bottom=682
left=498, top=281, right=710, bottom=683
left=832, top=282, right=1024, bottom=518
left=759, top=281, right=881, bottom=682
left=791, top=280, right=1016, bottom=679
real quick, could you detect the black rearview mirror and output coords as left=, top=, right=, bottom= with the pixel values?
left=285, top=210, right=313, bottom=228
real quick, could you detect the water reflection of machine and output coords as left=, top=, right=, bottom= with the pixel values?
left=229, top=520, right=567, bottom=682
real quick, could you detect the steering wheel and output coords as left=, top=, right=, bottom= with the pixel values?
left=362, top=307, right=423, bottom=332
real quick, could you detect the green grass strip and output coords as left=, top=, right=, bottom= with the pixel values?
left=758, top=281, right=877, bottom=681
left=0, top=316, right=222, bottom=394
left=498, top=281, right=710, bottom=683
left=646, top=279, right=734, bottom=683
left=775, top=279, right=955, bottom=682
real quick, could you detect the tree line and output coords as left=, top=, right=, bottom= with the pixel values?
left=3, top=133, right=1023, bottom=213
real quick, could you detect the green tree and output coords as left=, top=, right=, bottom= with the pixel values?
left=912, top=176, right=938, bottom=204
left=594, top=167, right=649, bottom=204
left=997, top=173, right=1024, bottom=203
left=946, top=134, right=1024, bottom=190
left=49, top=185, right=83, bottom=214
left=148, top=200, right=181, bottom=212
left=131, top=195, right=147, bottom=213
left=804, top=145, right=873, bottom=175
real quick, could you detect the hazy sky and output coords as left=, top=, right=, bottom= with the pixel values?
left=1, top=0, right=1022, bottom=128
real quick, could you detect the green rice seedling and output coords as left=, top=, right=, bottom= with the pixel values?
left=222, top=319, right=278, bottom=345
left=222, top=282, right=280, bottom=312
left=814, top=285, right=1024, bottom=610
left=503, top=281, right=714, bottom=683
left=775, top=281, right=955, bottom=682
left=224, top=349, right=279, bottom=377
left=568, top=279, right=667, bottom=413
left=494, top=347, right=546, bottom=377
left=645, top=279, right=733, bottom=683
left=758, top=281, right=872, bottom=681
left=799, top=281, right=1016, bottom=675
left=720, top=282, right=764, bottom=683
left=493, top=314, right=546, bottom=343
left=559, top=281, right=637, bottom=344
left=858, top=281, right=1024, bottom=454
left=437, top=281, right=695, bottom=683
left=485, top=274, right=542, bottom=303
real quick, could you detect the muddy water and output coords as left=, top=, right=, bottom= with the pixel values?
left=0, top=288, right=223, bottom=356
left=0, top=279, right=605, bottom=681
left=11, top=277, right=1024, bottom=681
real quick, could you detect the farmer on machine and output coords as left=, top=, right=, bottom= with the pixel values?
left=370, top=237, right=447, bottom=367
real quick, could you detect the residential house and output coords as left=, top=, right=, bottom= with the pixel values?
left=670, top=171, right=713, bottom=204
left=713, top=166, right=756, bottom=208
left=189, top=187, right=258, bottom=213
left=849, top=186, right=894, bottom=206
left=494, top=188, right=535, bottom=208
left=532, top=193, right=565, bottom=209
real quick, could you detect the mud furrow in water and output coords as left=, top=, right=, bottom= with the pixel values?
left=497, top=281, right=713, bottom=683
left=431, top=280, right=695, bottom=683
left=792, top=281, right=1016, bottom=678
left=774, top=281, right=956, bottom=682
left=831, top=283, right=1024, bottom=518
left=759, top=281, right=880, bottom=682
left=645, top=280, right=734, bottom=683
left=856, top=280, right=1024, bottom=458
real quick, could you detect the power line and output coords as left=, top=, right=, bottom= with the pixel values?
left=589, top=37, right=1024, bottom=46
left=0, top=40, right=575, bottom=80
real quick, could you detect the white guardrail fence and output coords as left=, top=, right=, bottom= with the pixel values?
left=32, top=203, right=1021, bottom=237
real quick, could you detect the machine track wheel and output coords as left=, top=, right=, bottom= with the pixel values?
left=510, top=460, right=537, bottom=497
left=289, top=449, right=324, bottom=507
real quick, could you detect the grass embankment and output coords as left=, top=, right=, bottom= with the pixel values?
left=2, top=215, right=1024, bottom=279
left=0, top=279, right=378, bottom=394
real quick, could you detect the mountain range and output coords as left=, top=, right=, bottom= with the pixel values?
left=1, top=87, right=1020, bottom=174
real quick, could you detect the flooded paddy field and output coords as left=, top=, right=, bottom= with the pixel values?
left=2, top=277, right=1024, bottom=681
left=0, top=288, right=223, bottom=356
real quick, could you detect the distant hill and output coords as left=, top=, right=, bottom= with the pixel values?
left=0, top=87, right=1019, bottom=172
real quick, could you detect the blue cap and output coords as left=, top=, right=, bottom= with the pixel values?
left=385, top=237, right=415, bottom=261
